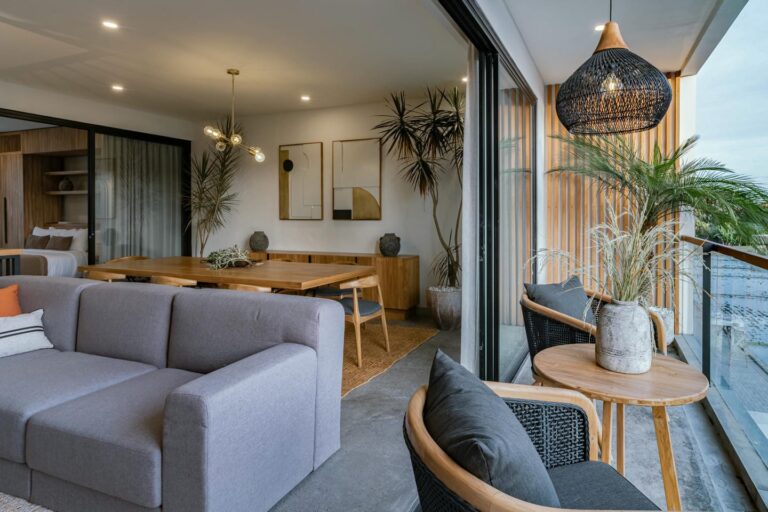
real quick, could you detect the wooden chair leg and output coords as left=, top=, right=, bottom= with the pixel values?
left=353, top=319, right=363, bottom=368
left=380, top=312, right=391, bottom=353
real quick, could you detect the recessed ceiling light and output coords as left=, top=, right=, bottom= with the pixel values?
left=102, top=20, right=119, bottom=30
left=594, top=24, right=605, bottom=31
left=300, top=95, right=311, bottom=102
left=461, top=76, right=468, bottom=83
left=111, top=84, right=124, bottom=92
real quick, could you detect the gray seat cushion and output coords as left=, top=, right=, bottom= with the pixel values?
left=0, top=276, right=101, bottom=351
left=0, top=349, right=154, bottom=463
left=77, top=283, right=181, bottom=367
left=524, top=276, right=596, bottom=324
left=27, top=368, right=200, bottom=509
left=549, top=461, right=659, bottom=510
left=423, top=350, right=560, bottom=507
left=338, top=297, right=381, bottom=316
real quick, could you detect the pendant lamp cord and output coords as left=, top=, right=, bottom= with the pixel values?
left=230, top=73, right=236, bottom=138
left=609, top=0, right=613, bottom=22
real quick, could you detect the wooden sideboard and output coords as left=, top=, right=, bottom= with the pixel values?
left=250, top=250, right=419, bottom=319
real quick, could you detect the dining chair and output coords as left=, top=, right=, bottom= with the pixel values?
left=150, top=275, right=198, bottom=288
left=218, top=283, right=272, bottom=293
left=338, top=274, right=390, bottom=368
left=84, top=255, right=148, bottom=282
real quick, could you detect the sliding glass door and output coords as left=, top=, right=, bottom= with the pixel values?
left=93, top=133, right=185, bottom=262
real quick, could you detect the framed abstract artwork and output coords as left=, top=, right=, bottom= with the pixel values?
left=332, top=138, right=381, bottom=220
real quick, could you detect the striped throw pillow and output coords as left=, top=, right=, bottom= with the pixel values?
left=0, top=310, right=53, bottom=358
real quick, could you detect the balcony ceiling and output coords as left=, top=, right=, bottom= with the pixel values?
left=505, top=0, right=745, bottom=84
left=0, top=0, right=467, bottom=119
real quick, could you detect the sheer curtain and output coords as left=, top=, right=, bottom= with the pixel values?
left=95, top=134, right=182, bottom=262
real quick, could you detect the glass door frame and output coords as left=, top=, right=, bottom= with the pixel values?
left=438, top=0, right=538, bottom=380
left=0, top=107, right=192, bottom=264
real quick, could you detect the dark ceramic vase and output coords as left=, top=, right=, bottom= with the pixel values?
left=249, top=231, right=269, bottom=251
left=379, top=233, right=401, bottom=257
left=58, top=178, right=74, bottom=191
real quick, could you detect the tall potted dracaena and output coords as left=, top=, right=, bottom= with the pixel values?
left=375, top=88, right=464, bottom=330
left=188, top=118, right=241, bottom=257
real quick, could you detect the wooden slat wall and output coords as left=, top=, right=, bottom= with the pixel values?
left=544, top=74, right=681, bottom=309
left=499, top=88, right=533, bottom=325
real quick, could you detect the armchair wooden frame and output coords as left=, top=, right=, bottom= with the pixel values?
left=150, top=275, right=197, bottom=288
left=84, top=256, right=148, bottom=282
left=218, top=283, right=272, bottom=293
left=520, top=288, right=668, bottom=356
left=405, top=383, right=601, bottom=512
left=339, top=274, right=390, bottom=368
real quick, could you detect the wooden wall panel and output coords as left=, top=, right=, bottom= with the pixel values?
left=23, top=156, right=63, bottom=238
left=544, top=74, right=681, bottom=310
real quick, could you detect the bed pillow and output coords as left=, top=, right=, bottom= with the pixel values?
left=51, top=228, right=87, bottom=252
left=423, top=350, right=561, bottom=507
left=25, top=234, right=50, bottom=249
left=32, top=226, right=50, bottom=237
left=45, top=236, right=73, bottom=251
left=0, top=309, right=54, bottom=358
left=0, top=285, right=21, bottom=317
left=524, top=276, right=596, bottom=325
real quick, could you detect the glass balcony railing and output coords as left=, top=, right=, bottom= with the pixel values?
left=680, top=235, right=768, bottom=498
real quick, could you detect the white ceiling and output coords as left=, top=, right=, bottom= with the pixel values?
left=0, top=0, right=467, bottom=120
left=504, top=0, right=729, bottom=84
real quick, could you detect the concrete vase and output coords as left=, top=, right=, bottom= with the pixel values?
left=595, top=300, right=652, bottom=374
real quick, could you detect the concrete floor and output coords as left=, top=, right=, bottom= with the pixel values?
left=271, top=318, right=755, bottom=512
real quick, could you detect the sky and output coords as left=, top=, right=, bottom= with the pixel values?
left=696, top=0, right=768, bottom=187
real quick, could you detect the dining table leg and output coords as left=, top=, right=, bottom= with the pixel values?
left=616, top=403, right=625, bottom=475
left=601, top=401, right=613, bottom=464
left=652, top=406, right=682, bottom=511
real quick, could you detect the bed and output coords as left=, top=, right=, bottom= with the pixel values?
left=20, top=225, right=88, bottom=278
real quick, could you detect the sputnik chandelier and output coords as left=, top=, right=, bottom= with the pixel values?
left=203, top=69, right=265, bottom=162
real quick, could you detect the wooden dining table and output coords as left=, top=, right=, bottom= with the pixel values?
left=78, top=256, right=375, bottom=291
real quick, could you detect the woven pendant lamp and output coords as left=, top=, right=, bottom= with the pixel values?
left=556, top=2, right=671, bottom=135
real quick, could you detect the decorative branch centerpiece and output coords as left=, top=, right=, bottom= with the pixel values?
left=205, top=245, right=251, bottom=270
left=375, top=87, right=464, bottom=329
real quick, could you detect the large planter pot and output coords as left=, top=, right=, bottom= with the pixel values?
left=595, top=300, right=653, bottom=374
left=427, top=286, right=461, bottom=331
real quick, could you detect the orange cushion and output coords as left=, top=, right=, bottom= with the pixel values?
left=0, top=285, right=22, bottom=317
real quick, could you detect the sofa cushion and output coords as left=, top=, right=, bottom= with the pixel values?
left=77, top=283, right=181, bottom=367
left=0, top=276, right=101, bottom=351
left=549, top=461, right=659, bottom=510
left=0, top=349, right=154, bottom=463
left=524, top=276, right=596, bottom=324
left=27, top=368, right=200, bottom=509
left=338, top=297, right=381, bottom=316
left=424, top=350, right=560, bottom=507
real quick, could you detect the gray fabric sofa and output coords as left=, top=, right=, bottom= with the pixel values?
left=0, top=276, right=345, bottom=512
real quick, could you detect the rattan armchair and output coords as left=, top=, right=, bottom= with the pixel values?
left=520, top=289, right=668, bottom=368
left=405, top=383, right=604, bottom=512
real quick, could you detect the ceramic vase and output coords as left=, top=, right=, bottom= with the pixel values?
left=379, top=233, right=401, bottom=257
left=427, top=286, right=461, bottom=330
left=249, top=231, right=269, bottom=252
left=595, top=300, right=652, bottom=374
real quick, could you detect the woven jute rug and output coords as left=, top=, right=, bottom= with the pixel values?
left=0, top=493, right=49, bottom=512
left=342, top=322, right=437, bottom=396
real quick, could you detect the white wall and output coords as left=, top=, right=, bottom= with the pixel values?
left=200, top=101, right=461, bottom=305
left=0, top=79, right=197, bottom=140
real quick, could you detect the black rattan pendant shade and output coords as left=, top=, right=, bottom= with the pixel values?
left=556, top=21, right=671, bottom=135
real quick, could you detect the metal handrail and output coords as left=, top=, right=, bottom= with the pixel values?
left=681, top=235, right=768, bottom=271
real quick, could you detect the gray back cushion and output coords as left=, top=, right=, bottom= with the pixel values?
left=0, top=276, right=101, bottom=351
left=424, top=350, right=560, bottom=507
left=77, top=283, right=180, bottom=367
left=168, top=289, right=330, bottom=373
left=524, top=276, right=596, bottom=324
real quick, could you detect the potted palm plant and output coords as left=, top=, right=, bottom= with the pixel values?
left=553, top=135, right=768, bottom=246
left=375, top=88, right=464, bottom=329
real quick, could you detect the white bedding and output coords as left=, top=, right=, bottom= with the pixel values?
left=22, top=249, right=88, bottom=278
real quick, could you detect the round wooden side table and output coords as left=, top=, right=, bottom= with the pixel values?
left=533, top=344, right=709, bottom=512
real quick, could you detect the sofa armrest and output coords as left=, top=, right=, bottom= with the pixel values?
left=162, top=343, right=317, bottom=512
